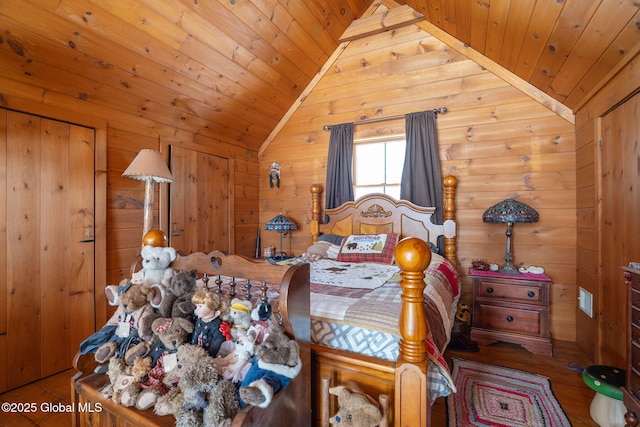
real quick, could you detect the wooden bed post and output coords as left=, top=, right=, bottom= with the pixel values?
left=310, top=184, right=322, bottom=244
left=442, top=175, right=458, bottom=266
left=394, top=237, right=432, bottom=427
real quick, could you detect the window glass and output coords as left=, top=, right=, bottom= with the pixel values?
left=353, top=139, right=405, bottom=198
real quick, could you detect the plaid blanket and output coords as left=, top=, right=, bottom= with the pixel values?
left=310, top=252, right=460, bottom=400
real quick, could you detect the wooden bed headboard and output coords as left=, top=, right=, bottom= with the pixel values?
left=310, top=175, right=458, bottom=265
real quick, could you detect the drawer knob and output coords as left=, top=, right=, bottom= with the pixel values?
left=506, top=316, right=514, bottom=322
left=528, top=291, right=535, bottom=298
left=487, top=287, right=494, bottom=293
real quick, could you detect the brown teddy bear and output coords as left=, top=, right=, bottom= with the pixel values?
left=89, top=282, right=157, bottom=364
left=238, top=324, right=302, bottom=408
left=329, top=384, right=387, bottom=427
left=100, top=356, right=152, bottom=408
left=132, top=316, right=194, bottom=410
left=153, top=344, right=239, bottom=427
left=169, top=269, right=198, bottom=319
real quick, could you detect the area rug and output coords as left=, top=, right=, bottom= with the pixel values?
left=447, top=358, right=571, bottom=427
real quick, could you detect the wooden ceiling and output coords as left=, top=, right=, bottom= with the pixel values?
left=0, top=0, right=638, bottom=152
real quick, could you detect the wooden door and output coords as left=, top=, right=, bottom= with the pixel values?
left=598, top=91, right=640, bottom=366
left=168, top=146, right=232, bottom=255
left=0, top=110, right=96, bottom=391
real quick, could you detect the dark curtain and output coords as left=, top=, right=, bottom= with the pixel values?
left=400, top=110, right=444, bottom=252
left=325, top=123, right=355, bottom=222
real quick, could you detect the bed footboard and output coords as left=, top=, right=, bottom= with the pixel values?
left=311, top=238, right=434, bottom=427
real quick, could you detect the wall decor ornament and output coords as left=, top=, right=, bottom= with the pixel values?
left=269, top=161, right=281, bottom=188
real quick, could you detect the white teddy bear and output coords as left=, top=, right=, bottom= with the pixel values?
left=105, top=245, right=177, bottom=307
left=133, top=245, right=177, bottom=289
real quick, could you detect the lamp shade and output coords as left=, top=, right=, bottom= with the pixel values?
left=482, top=198, right=538, bottom=275
left=264, top=214, right=297, bottom=232
left=122, top=149, right=173, bottom=183
left=264, top=214, right=296, bottom=260
left=482, top=198, right=539, bottom=224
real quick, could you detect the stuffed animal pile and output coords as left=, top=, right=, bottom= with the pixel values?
left=79, top=243, right=298, bottom=427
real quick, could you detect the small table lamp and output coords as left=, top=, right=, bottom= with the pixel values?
left=122, top=149, right=173, bottom=240
left=482, top=198, right=539, bottom=275
left=264, top=214, right=297, bottom=260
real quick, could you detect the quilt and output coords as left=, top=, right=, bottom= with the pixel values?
left=309, top=252, right=461, bottom=401
left=310, top=259, right=399, bottom=289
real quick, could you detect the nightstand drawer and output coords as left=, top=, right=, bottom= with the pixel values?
left=470, top=272, right=552, bottom=356
left=477, top=280, right=543, bottom=304
left=477, top=304, right=542, bottom=335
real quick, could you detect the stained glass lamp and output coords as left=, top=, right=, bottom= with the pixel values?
left=482, top=198, right=539, bottom=275
left=265, top=214, right=297, bottom=260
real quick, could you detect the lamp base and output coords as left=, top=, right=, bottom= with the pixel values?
left=499, top=262, right=521, bottom=275
left=267, top=252, right=294, bottom=264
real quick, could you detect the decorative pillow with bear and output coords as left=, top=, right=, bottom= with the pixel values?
left=336, top=233, right=398, bottom=264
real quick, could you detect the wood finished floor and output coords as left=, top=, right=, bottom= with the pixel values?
left=0, top=340, right=599, bottom=426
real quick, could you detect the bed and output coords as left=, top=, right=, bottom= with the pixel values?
left=71, top=251, right=310, bottom=427
left=307, top=175, right=460, bottom=427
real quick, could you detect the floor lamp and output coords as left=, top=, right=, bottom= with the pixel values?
left=122, top=149, right=173, bottom=242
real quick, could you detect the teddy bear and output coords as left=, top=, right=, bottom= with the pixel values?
left=213, top=326, right=258, bottom=383
left=238, top=324, right=302, bottom=408
left=447, top=302, right=479, bottom=352
left=224, top=298, right=253, bottom=340
left=129, top=316, right=194, bottom=410
left=100, top=356, right=152, bottom=408
left=103, top=246, right=177, bottom=308
left=146, top=316, right=195, bottom=366
left=81, top=282, right=157, bottom=364
left=135, top=245, right=177, bottom=289
left=154, top=344, right=239, bottom=427
left=168, top=269, right=198, bottom=320
left=328, top=384, right=387, bottom=427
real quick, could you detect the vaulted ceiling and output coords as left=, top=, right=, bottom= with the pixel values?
left=1, top=0, right=638, bottom=152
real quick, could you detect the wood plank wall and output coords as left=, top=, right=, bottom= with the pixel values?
left=0, top=81, right=260, bottom=326
left=259, top=23, right=578, bottom=341
left=574, top=53, right=640, bottom=364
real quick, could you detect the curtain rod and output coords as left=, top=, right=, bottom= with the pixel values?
left=322, top=106, right=448, bottom=131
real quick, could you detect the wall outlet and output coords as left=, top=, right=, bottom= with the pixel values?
left=579, top=287, right=593, bottom=318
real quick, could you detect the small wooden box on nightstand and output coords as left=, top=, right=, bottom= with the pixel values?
left=470, top=269, right=552, bottom=356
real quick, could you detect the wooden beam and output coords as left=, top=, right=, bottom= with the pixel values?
left=339, top=4, right=424, bottom=42
left=414, top=18, right=576, bottom=124
left=258, top=1, right=387, bottom=157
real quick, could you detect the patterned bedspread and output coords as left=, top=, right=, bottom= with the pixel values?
left=310, top=252, right=460, bottom=401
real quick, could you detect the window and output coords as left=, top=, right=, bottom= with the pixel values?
left=353, top=139, right=405, bottom=199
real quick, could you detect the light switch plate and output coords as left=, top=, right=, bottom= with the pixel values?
left=579, top=287, right=593, bottom=318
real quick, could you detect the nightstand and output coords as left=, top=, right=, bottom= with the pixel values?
left=470, top=269, right=552, bottom=356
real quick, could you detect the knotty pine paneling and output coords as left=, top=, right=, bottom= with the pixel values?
left=0, top=87, right=260, bottom=321
left=570, top=53, right=639, bottom=362
left=260, top=22, right=577, bottom=341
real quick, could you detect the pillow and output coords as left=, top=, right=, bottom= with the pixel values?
left=336, top=233, right=398, bottom=264
left=317, top=233, right=345, bottom=246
